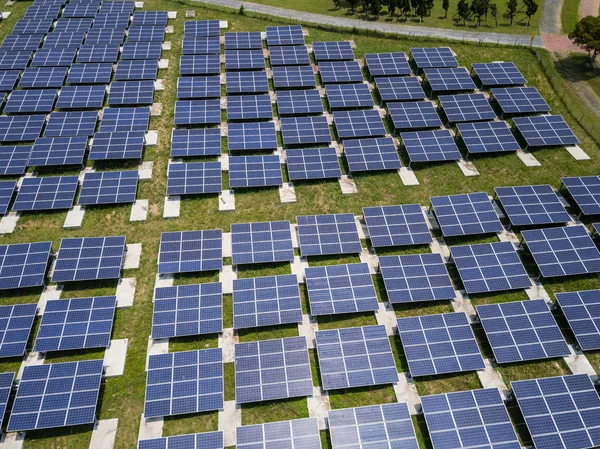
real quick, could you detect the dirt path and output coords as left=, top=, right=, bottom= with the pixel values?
left=579, top=0, right=600, bottom=18
left=541, top=32, right=583, bottom=52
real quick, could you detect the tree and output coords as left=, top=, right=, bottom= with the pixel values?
left=398, top=0, right=411, bottom=17
left=414, top=0, right=428, bottom=21
left=523, top=0, right=538, bottom=27
left=361, top=0, right=370, bottom=18
left=490, top=2, right=497, bottom=26
left=457, top=0, right=470, bottom=25
left=369, top=0, right=381, bottom=16
left=347, top=0, right=358, bottom=13
left=332, top=0, right=342, bottom=10
left=506, top=0, right=518, bottom=25
left=442, top=0, right=449, bottom=18
left=471, top=0, right=488, bottom=27
left=386, top=0, right=397, bottom=18
left=569, top=15, right=600, bottom=65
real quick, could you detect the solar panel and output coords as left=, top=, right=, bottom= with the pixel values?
left=312, top=41, right=354, bottom=61
left=269, top=45, right=310, bottom=66
left=232, top=274, right=302, bottom=329
left=184, top=20, right=221, bottom=38
left=12, top=18, right=53, bottom=35
left=410, top=47, right=458, bottom=69
left=228, top=155, right=283, bottom=188
left=177, top=76, right=221, bottom=99
left=170, top=128, right=221, bottom=157
left=457, top=120, right=520, bottom=154
left=225, top=50, right=265, bottom=71
left=363, top=204, right=432, bottom=247
left=495, top=184, right=570, bottom=226
left=90, top=13, right=130, bottom=31
left=45, top=111, right=97, bottom=137
left=66, top=63, right=112, bottom=84
left=53, top=18, right=93, bottom=34
left=334, top=110, right=386, bottom=139
left=7, top=359, right=103, bottom=432
left=511, top=374, right=600, bottom=449
left=438, top=93, right=495, bottom=123
left=425, top=67, right=476, bottom=92
left=0, top=241, right=51, bottom=290
left=132, top=11, right=168, bottom=27
left=400, top=129, right=461, bottom=162
left=0, top=34, right=43, bottom=51
left=556, top=289, right=600, bottom=351
left=18, top=66, right=67, bottom=88
left=226, top=70, right=269, bottom=94
left=145, top=348, right=224, bottom=418
left=472, top=61, right=526, bottom=87
left=562, top=176, right=600, bottom=216
left=296, top=213, right=362, bottom=256
left=13, top=175, right=78, bottom=211
left=224, top=32, right=262, bottom=50
left=174, top=99, right=221, bottom=126
left=0, top=145, right=31, bottom=175
left=152, top=283, right=222, bottom=338
left=327, top=83, right=374, bottom=110
left=167, top=162, right=222, bottom=196
left=0, top=304, right=36, bottom=358
left=0, top=181, right=16, bottom=215
left=139, top=431, right=224, bottom=449
left=316, top=325, right=398, bottom=390
left=108, top=80, right=154, bottom=106
left=127, top=25, right=166, bottom=43
left=344, top=137, right=401, bottom=172
left=23, top=6, right=60, bottom=21
left=265, top=25, right=305, bottom=46
left=0, top=115, right=45, bottom=142
left=34, top=296, right=116, bottom=352
left=421, top=388, right=520, bottom=449
left=319, top=61, right=364, bottom=84
left=271, top=66, right=316, bottom=89
left=78, top=170, right=138, bottom=205
left=231, top=221, right=294, bottom=265
left=180, top=54, right=221, bottom=76
left=42, top=31, right=85, bottom=49
left=0, top=70, right=20, bottom=91
left=99, top=107, right=149, bottom=133
left=286, top=147, right=341, bottom=180
left=181, top=36, right=221, bottom=55
left=56, top=85, right=106, bottom=110
left=0, top=51, right=32, bottom=70
left=234, top=336, right=313, bottom=403
left=376, top=77, right=425, bottom=102
left=477, top=299, right=570, bottom=364
left=5, top=88, right=57, bottom=113
left=89, top=131, right=145, bottom=161
left=0, top=372, right=14, bottom=421
left=31, top=47, right=77, bottom=67
left=450, top=241, right=531, bottom=294
left=100, top=1, right=135, bottom=14
left=430, top=192, right=503, bottom=237
left=121, top=41, right=162, bottom=60
left=491, top=87, right=551, bottom=114
left=280, top=116, right=332, bottom=146
left=29, top=136, right=87, bottom=166
left=115, top=59, right=158, bottom=81
left=276, top=89, right=323, bottom=116
left=227, top=95, right=273, bottom=121
left=514, top=115, right=579, bottom=147
left=305, top=263, right=378, bottom=316
left=62, top=2, right=98, bottom=17
left=237, top=419, right=321, bottom=449
left=227, top=122, right=278, bottom=151
left=85, top=27, right=125, bottom=45
left=365, top=52, right=411, bottom=77
left=329, top=403, right=418, bottom=449
left=158, top=230, right=223, bottom=274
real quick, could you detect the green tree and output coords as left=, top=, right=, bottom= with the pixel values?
left=569, top=15, right=600, bottom=65
left=369, top=0, right=381, bottom=16
left=506, top=0, right=518, bottom=25
left=457, top=0, right=470, bottom=25
left=490, top=2, right=498, bottom=26
left=471, top=0, right=488, bottom=26
left=398, top=0, right=411, bottom=16
left=523, top=0, right=538, bottom=27
left=442, top=0, right=449, bottom=18
left=414, top=0, right=428, bottom=21
left=332, top=0, right=342, bottom=9
left=385, top=0, right=397, bottom=18
left=347, top=0, right=358, bottom=13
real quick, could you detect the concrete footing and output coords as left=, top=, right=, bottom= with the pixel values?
left=338, top=175, right=358, bottom=194
left=37, top=285, right=62, bottom=315
left=359, top=248, right=378, bottom=274
left=104, top=339, right=128, bottom=377
left=218, top=328, right=237, bottom=363
left=219, top=190, right=235, bottom=211
left=64, top=206, right=85, bottom=228
left=130, top=199, right=148, bottom=221
left=138, top=161, right=153, bottom=180
left=279, top=183, right=297, bottom=203
left=298, top=314, right=318, bottom=349
left=146, top=337, right=168, bottom=370
left=393, top=373, right=421, bottom=415
left=163, top=195, right=180, bottom=218
left=307, top=387, right=330, bottom=430
left=563, top=344, right=598, bottom=380
left=398, top=167, right=419, bottom=185
left=290, top=255, right=309, bottom=283
left=116, top=278, right=136, bottom=308
left=565, top=145, right=591, bottom=160
left=374, top=302, right=397, bottom=336
left=456, top=159, right=479, bottom=176
left=123, top=243, right=142, bottom=270
left=477, top=358, right=509, bottom=399
left=219, top=265, right=237, bottom=294
left=89, top=419, right=118, bottom=449
left=516, top=149, right=541, bottom=166
left=0, top=432, right=24, bottom=449
left=218, top=401, right=241, bottom=447
left=138, top=415, right=163, bottom=442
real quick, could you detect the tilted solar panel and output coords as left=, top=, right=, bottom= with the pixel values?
left=13, top=175, right=78, bottom=211
left=363, top=203, right=432, bottom=247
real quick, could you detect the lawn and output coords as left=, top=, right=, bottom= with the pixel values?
left=561, top=0, right=581, bottom=34
left=0, top=0, right=598, bottom=449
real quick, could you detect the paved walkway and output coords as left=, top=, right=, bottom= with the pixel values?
left=579, top=0, right=600, bottom=18
left=197, top=0, right=545, bottom=47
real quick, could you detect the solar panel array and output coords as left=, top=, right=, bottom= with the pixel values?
left=237, top=419, right=321, bottom=449
left=296, top=213, right=362, bottom=256
left=457, top=120, right=520, bottom=154
left=363, top=204, right=431, bottom=247
left=276, top=89, right=323, bottom=116
left=0, top=303, right=37, bottom=358
left=0, top=181, right=16, bottom=216
left=401, top=129, right=461, bottom=163
left=556, top=289, right=600, bottom=351
left=387, top=101, right=442, bottom=130
left=326, top=83, right=374, bottom=109
left=29, top=136, right=86, bottom=167
left=0, top=241, right=51, bottom=290
left=492, top=87, right=551, bottom=114
left=514, top=115, right=579, bottom=148
left=376, top=77, right=425, bottom=102
left=167, top=162, right=222, bottom=196
left=562, top=176, right=600, bottom=216
left=13, top=175, right=78, bottom=211
left=472, top=61, right=526, bottom=86
left=139, top=431, right=224, bottom=449
left=158, top=230, right=223, bottom=274
left=78, top=170, right=139, bottom=205
left=365, top=52, right=411, bottom=77
left=438, top=93, right=496, bottom=123
left=0, top=372, right=14, bottom=424
left=171, top=128, right=221, bottom=157
left=344, top=137, right=402, bottom=172
left=230, top=221, right=295, bottom=265
left=425, top=67, right=476, bottom=92
left=229, top=155, right=283, bottom=189
left=280, top=116, right=332, bottom=146
left=411, top=47, right=458, bottom=69
left=228, top=122, right=278, bottom=151
left=495, top=184, right=571, bottom=226
left=286, top=147, right=341, bottom=180
left=334, top=110, right=387, bottom=139
left=431, top=192, right=503, bottom=237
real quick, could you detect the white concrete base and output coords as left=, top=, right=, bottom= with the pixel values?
left=393, top=373, right=421, bottom=415
left=374, top=302, right=397, bottom=337
left=154, top=273, right=174, bottom=290
left=163, top=195, right=180, bottom=218
left=0, top=212, right=19, bottom=234
left=563, top=344, right=598, bottom=380
left=186, top=10, right=196, bottom=17
left=37, top=285, right=62, bottom=315
left=123, top=243, right=142, bottom=270
left=134, top=1, right=144, bottom=7
left=222, top=232, right=232, bottom=258
left=298, top=314, right=318, bottom=349
left=354, top=216, right=367, bottom=240
left=457, top=159, right=480, bottom=176
left=451, top=291, right=477, bottom=322
left=307, top=387, right=330, bottom=430
left=158, top=59, right=169, bottom=69
left=146, top=337, right=169, bottom=370
left=525, top=279, right=552, bottom=302
left=429, top=237, right=450, bottom=260
left=565, top=145, right=591, bottom=160
left=138, top=161, right=153, bottom=180
left=219, top=20, right=228, bottom=29
left=145, top=130, right=158, bottom=145
left=496, top=229, right=519, bottom=244
left=104, top=339, right=128, bottom=378
left=0, top=432, right=24, bottom=449
left=516, top=149, right=541, bottom=167
left=17, top=352, right=45, bottom=380
left=63, top=206, right=85, bottom=229
left=218, top=328, right=237, bottom=363
left=116, top=278, right=136, bottom=308
left=219, top=265, right=237, bottom=294
left=161, top=42, right=171, bottom=51
left=290, top=223, right=299, bottom=248
left=291, top=255, right=309, bottom=283
left=167, top=11, right=177, bottom=18
left=138, top=415, right=163, bottom=442
left=130, top=199, right=148, bottom=222
left=359, top=248, right=378, bottom=274
left=4, top=1, right=15, bottom=6
left=338, top=175, right=358, bottom=194
left=219, top=153, right=229, bottom=171
left=477, top=358, right=509, bottom=399
left=219, top=190, right=235, bottom=211
left=165, top=26, right=174, bottom=34
left=1, top=11, right=11, bottom=18
left=218, top=401, right=241, bottom=447
left=150, top=102, right=162, bottom=116
left=89, top=419, right=118, bottom=449
left=398, top=167, right=419, bottom=185
left=279, top=183, right=297, bottom=203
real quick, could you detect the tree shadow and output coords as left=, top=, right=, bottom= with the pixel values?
left=554, top=53, right=599, bottom=83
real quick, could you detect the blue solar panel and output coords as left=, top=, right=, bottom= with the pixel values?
left=363, top=204, right=431, bottom=247
left=237, top=419, right=320, bottom=449
left=421, top=388, right=520, bottom=449
left=13, top=175, right=78, bottom=211
left=184, top=20, right=221, bottom=38
left=226, top=70, right=270, bottom=94
left=23, top=6, right=60, bottom=21
left=31, top=47, right=77, bottom=67
left=457, top=120, right=520, bottom=154
left=167, top=162, right=222, bottom=195
left=379, top=254, right=454, bottom=303
left=410, top=47, right=458, bottom=69
left=280, top=116, right=332, bottom=146
left=34, top=296, right=116, bottom=352
left=0, top=34, right=43, bottom=51
left=92, top=14, right=130, bottom=31
left=562, top=176, right=600, bottom=216
left=511, top=374, right=600, bottom=449
left=0, top=304, right=36, bottom=358
left=227, top=95, right=273, bottom=121
left=225, top=50, right=265, bottom=71
left=365, top=52, right=411, bottom=77
left=127, top=25, right=166, bottom=43
left=522, top=225, right=600, bottom=278
left=145, top=348, right=224, bottom=418
left=265, top=25, right=305, bottom=46
left=450, top=241, right=531, bottom=294
left=56, top=85, right=106, bottom=110
left=62, top=2, right=99, bottom=17
left=431, top=192, right=503, bottom=237
left=0, top=51, right=32, bottom=70
left=556, top=289, right=600, bottom=351
left=286, top=147, right=341, bottom=180
left=439, top=93, right=496, bottom=123
left=0, top=70, right=20, bottom=91
left=180, top=54, right=221, bottom=76
left=472, top=62, right=526, bottom=87
left=139, top=431, right=224, bottom=449
left=229, top=155, right=283, bottom=189
left=313, top=41, right=354, bottom=61
left=174, top=99, right=221, bottom=126
left=99, top=1, right=135, bottom=14
left=78, top=170, right=138, bottom=205
left=158, top=230, right=223, bottom=274
left=7, top=359, right=103, bottom=432
left=53, top=18, right=93, bottom=34
left=42, top=31, right=86, bottom=49
left=344, top=137, right=401, bottom=172
left=319, top=61, right=364, bottom=84
left=231, top=221, right=294, bottom=265
left=152, top=283, right=222, bottom=338
left=18, top=66, right=67, bottom=89
left=0, top=241, right=51, bottom=290
left=276, top=89, right=323, bottom=116
left=316, top=325, right=398, bottom=390
left=121, top=41, right=162, bottom=60
left=89, top=131, right=145, bottom=161
left=85, top=27, right=125, bottom=45
left=296, top=213, right=362, bottom=256
left=495, top=184, right=571, bottom=226
left=235, top=336, right=312, bottom=403
left=44, top=111, right=98, bottom=137
left=425, top=67, right=476, bottom=92
left=171, top=128, right=221, bottom=157
left=224, top=32, right=262, bottom=50
left=108, top=80, right=154, bottom=106
left=0, top=372, right=14, bottom=422
left=334, top=110, right=386, bottom=139
left=67, top=63, right=113, bottom=84
left=29, top=136, right=87, bottom=167
left=182, top=36, right=221, bottom=55
left=376, top=77, right=425, bottom=102
left=115, top=59, right=159, bottom=81
left=514, top=115, right=579, bottom=148
left=0, top=115, right=45, bottom=142
left=177, top=76, right=221, bottom=99
left=327, top=83, right=374, bottom=110
left=0, top=181, right=16, bottom=215
left=228, top=122, right=278, bottom=151
left=401, top=129, right=461, bottom=162
left=232, top=274, right=302, bottom=330
left=5, top=88, right=57, bottom=114
left=272, top=66, right=316, bottom=89
left=0, top=145, right=30, bottom=175
left=492, top=87, right=550, bottom=114
left=269, top=45, right=310, bottom=66
left=305, top=263, right=378, bottom=316
left=132, top=11, right=168, bottom=26
left=99, top=107, right=149, bottom=133
left=397, top=312, right=485, bottom=377
left=12, top=19, right=53, bottom=35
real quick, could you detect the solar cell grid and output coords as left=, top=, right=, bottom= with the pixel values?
left=376, top=77, right=425, bottom=102
left=12, top=18, right=53, bottom=35
left=0, top=241, right=51, bottom=290
left=132, top=11, right=168, bottom=27
left=365, top=52, right=411, bottom=77
left=556, top=289, right=600, bottom=351
left=296, top=213, right=362, bottom=256
left=269, top=45, right=310, bottom=66
left=225, top=50, right=265, bottom=71
left=67, top=63, right=113, bottom=84
left=23, top=5, right=60, bottom=21
left=0, top=114, right=45, bottom=142
left=265, top=25, right=305, bottom=46
left=31, top=47, right=77, bottom=67
left=0, top=34, right=43, bottom=51
left=562, top=176, right=600, bottom=216
left=228, top=122, right=278, bottom=152
left=139, top=431, right=224, bottom=449
left=121, top=41, right=162, bottom=60
left=227, top=95, right=273, bottom=121
left=42, top=31, right=85, bottom=49
left=184, top=20, right=221, bottom=38
left=344, top=137, right=401, bottom=172
left=0, top=303, right=36, bottom=358
left=286, top=147, right=341, bottom=181
left=115, top=59, right=159, bottom=81
left=457, top=120, right=520, bottom=154
left=177, top=76, right=221, bottom=99
left=0, top=51, right=32, bottom=70
left=53, top=18, right=93, bottom=34
left=0, top=145, right=31, bottom=176
left=89, top=131, right=145, bottom=161
left=326, top=83, right=374, bottom=110
left=276, top=89, right=323, bottom=116
left=0, top=372, right=14, bottom=421
left=174, top=99, right=221, bottom=126
left=387, top=101, right=442, bottom=130
left=495, top=184, right=571, bottom=226
left=13, top=175, right=78, bottom=211
left=224, top=32, right=263, bottom=50
left=228, top=155, right=282, bottom=189
left=152, top=283, right=222, bottom=338
left=0, top=70, right=19, bottom=91
left=438, top=93, right=496, bottom=123
left=78, top=170, right=138, bottom=205
left=425, top=67, right=476, bottom=92
left=127, top=26, right=166, bottom=43
left=56, top=85, right=106, bottom=110
left=158, top=230, right=223, bottom=274
left=430, top=192, right=503, bottom=237
left=401, top=129, right=461, bottom=162
left=271, top=65, right=316, bottom=89
left=226, top=70, right=269, bottom=94
left=99, top=1, right=135, bottom=15
left=514, top=115, right=579, bottom=148
left=29, top=136, right=87, bottom=167
left=472, top=61, right=526, bottom=87
left=312, top=41, right=355, bottom=61
left=450, top=241, right=532, bottom=294
left=62, top=2, right=99, bottom=18
left=0, top=181, right=16, bottom=215
left=85, top=28, right=125, bottom=45
left=397, top=312, right=485, bottom=377
left=181, top=36, right=221, bottom=55
left=18, top=67, right=67, bottom=89
left=99, top=107, right=149, bottom=133
left=108, top=80, right=154, bottom=106
left=231, top=221, right=294, bottom=265
left=237, top=419, right=321, bottom=449
left=280, top=116, right=332, bottom=147
left=167, top=161, right=222, bottom=196
left=44, top=111, right=97, bottom=137
left=410, top=47, right=458, bottom=69
left=363, top=204, right=431, bottom=247
left=170, top=128, right=221, bottom=157
left=319, top=61, right=364, bottom=84
left=5, top=88, right=57, bottom=114
left=334, top=110, right=386, bottom=139
left=180, top=54, right=221, bottom=76
left=232, top=274, right=302, bottom=330
left=91, top=13, right=130, bottom=31
left=491, top=86, right=551, bottom=114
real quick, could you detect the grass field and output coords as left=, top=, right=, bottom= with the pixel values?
left=0, top=0, right=599, bottom=449
left=561, top=0, right=581, bottom=34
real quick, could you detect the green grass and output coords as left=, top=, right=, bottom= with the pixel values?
left=561, top=0, right=581, bottom=34
left=0, top=0, right=597, bottom=448
left=554, top=52, right=600, bottom=99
